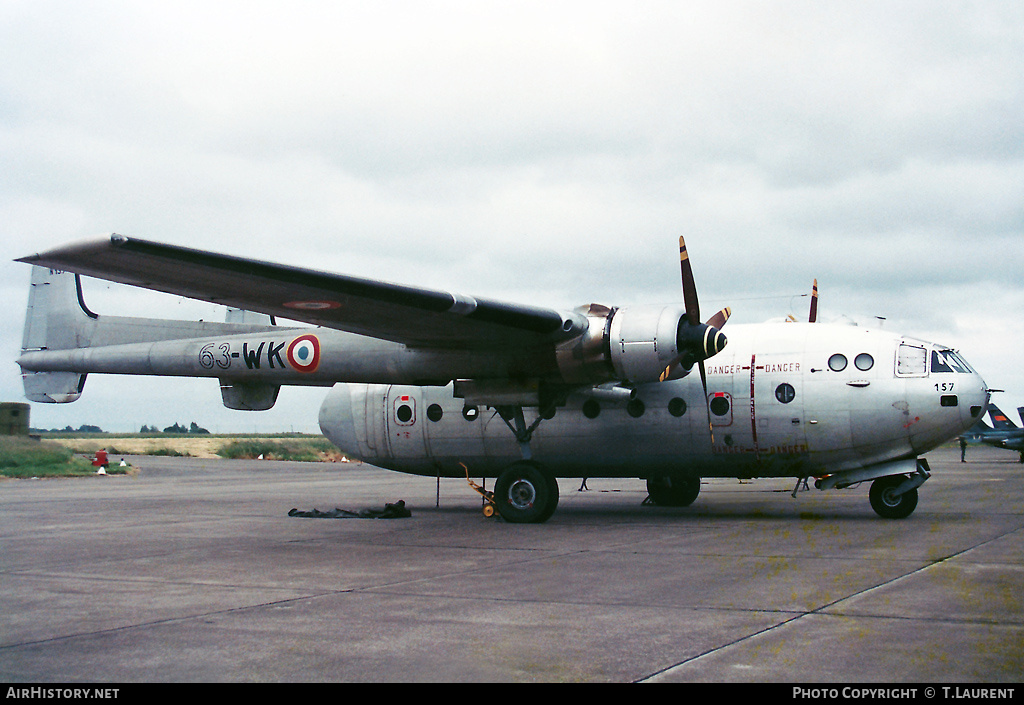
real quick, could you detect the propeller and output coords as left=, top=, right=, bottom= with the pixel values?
left=661, top=236, right=729, bottom=441
left=808, top=278, right=818, bottom=323
left=787, top=279, right=819, bottom=323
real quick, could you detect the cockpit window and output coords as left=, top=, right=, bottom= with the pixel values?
left=932, top=349, right=974, bottom=374
left=949, top=350, right=973, bottom=373
left=931, top=350, right=953, bottom=373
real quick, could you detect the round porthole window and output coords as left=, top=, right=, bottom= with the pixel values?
left=855, top=353, right=874, bottom=371
left=668, top=397, right=687, bottom=417
left=396, top=404, right=413, bottom=423
left=583, top=399, right=601, bottom=419
left=427, top=404, right=443, bottom=422
left=828, top=353, right=848, bottom=372
left=775, top=383, right=796, bottom=404
left=709, top=396, right=730, bottom=416
left=462, top=405, right=479, bottom=421
left=627, top=398, right=646, bottom=418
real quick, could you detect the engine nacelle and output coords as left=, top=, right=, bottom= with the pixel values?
left=608, top=304, right=689, bottom=384
left=555, top=304, right=725, bottom=387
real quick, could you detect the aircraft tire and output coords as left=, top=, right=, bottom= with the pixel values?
left=869, top=476, right=919, bottom=519
left=494, top=462, right=559, bottom=524
left=646, top=476, right=700, bottom=507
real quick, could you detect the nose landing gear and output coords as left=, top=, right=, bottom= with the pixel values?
left=869, top=475, right=920, bottom=519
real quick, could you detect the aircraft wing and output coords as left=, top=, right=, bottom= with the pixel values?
left=16, top=234, right=583, bottom=350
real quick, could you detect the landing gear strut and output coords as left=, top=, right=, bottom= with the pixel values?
left=494, top=405, right=548, bottom=460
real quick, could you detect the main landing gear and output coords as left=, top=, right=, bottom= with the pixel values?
left=462, top=460, right=560, bottom=523
left=644, top=475, right=701, bottom=507
left=464, top=404, right=561, bottom=524
left=494, top=461, right=560, bottom=523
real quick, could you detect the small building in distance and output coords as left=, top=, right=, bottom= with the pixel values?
left=0, top=402, right=30, bottom=436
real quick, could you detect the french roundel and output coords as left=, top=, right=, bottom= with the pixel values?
left=286, top=334, right=320, bottom=373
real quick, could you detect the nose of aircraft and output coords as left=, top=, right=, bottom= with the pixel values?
left=906, top=348, right=990, bottom=455
left=967, top=373, right=991, bottom=427
left=955, top=360, right=990, bottom=435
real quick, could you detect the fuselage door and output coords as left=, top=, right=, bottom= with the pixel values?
left=385, top=386, right=428, bottom=458
left=755, top=360, right=807, bottom=460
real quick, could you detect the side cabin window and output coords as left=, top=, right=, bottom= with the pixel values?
left=897, top=343, right=928, bottom=377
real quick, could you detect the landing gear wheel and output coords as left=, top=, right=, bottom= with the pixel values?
left=646, top=476, right=701, bottom=507
left=494, top=462, right=559, bottom=523
left=869, top=475, right=919, bottom=519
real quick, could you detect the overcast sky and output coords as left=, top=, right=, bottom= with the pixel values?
left=2, top=0, right=1022, bottom=434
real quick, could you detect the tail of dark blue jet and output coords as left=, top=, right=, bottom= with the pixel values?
left=987, top=405, right=1018, bottom=430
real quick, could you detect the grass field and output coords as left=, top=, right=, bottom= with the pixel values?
left=1, top=433, right=350, bottom=478
left=0, top=436, right=120, bottom=478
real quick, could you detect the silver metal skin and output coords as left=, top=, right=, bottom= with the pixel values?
left=16, top=236, right=990, bottom=521
left=318, top=322, right=989, bottom=485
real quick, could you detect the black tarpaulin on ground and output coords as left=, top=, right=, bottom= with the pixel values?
left=288, top=500, right=411, bottom=519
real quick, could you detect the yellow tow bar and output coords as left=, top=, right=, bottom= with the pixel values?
left=461, top=463, right=499, bottom=518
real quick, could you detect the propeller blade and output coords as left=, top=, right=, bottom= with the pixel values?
left=706, top=307, right=731, bottom=330
left=809, top=279, right=818, bottom=323
left=660, top=240, right=729, bottom=383
left=679, top=236, right=700, bottom=325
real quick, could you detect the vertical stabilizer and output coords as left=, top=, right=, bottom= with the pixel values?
left=988, top=405, right=1018, bottom=430
left=20, top=267, right=94, bottom=403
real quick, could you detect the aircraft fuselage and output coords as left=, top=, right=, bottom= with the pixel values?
left=317, top=322, right=988, bottom=481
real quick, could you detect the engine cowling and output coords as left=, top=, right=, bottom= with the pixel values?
left=609, top=304, right=688, bottom=384
left=555, top=304, right=726, bottom=387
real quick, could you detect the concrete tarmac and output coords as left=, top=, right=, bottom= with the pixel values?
left=1, top=444, right=1021, bottom=683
